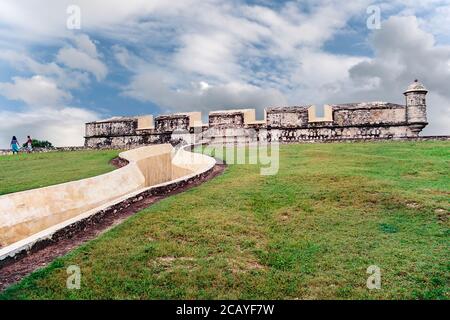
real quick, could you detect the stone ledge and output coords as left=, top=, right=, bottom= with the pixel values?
left=0, top=163, right=217, bottom=268
left=0, top=144, right=216, bottom=264
left=274, top=135, right=450, bottom=144
left=3, top=135, right=449, bottom=157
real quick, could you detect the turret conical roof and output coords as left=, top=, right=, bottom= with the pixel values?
left=404, top=79, right=428, bottom=95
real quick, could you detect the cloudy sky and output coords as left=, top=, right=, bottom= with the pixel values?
left=0, top=0, right=449, bottom=148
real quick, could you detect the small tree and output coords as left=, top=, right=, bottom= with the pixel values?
left=23, top=139, right=54, bottom=149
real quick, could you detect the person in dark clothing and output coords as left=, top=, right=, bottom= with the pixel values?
left=25, top=135, right=33, bottom=153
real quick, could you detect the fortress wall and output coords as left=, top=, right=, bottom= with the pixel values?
left=155, top=114, right=190, bottom=132
left=208, top=109, right=261, bottom=127
left=209, top=111, right=246, bottom=127
left=84, top=102, right=424, bottom=148
left=84, top=133, right=171, bottom=149
left=266, top=106, right=309, bottom=128
left=268, top=125, right=413, bottom=142
left=331, top=104, right=407, bottom=126
left=85, top=118, right=138, bottom=137
left=83, top=80, right=432, bottom=147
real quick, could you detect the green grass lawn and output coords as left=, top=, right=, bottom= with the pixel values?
left=0, top=150, right=120, bottom=195
left=1, top=141, right=449, bottom=299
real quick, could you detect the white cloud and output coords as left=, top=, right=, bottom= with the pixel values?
left=0, top=0, right=197, bottom=43
left=111, top=2, right=369, bottom=114
left=110, top=3, right=449, bottom=134
left=344, top=16, right=450, bottom=134
left=0, top=0, right=449, bottom=143
left=73, top=34, right=99, bottom=58
left=123, top=71, right=287, bottom=115
left=57, top=47, right=107, bottom=81
left=174, top=32, right=242, bottom=82
left=288, top=49, right=368, bottom=104
left=0, top=33, right=105, bottom=148
left=427, top=5, right=450, bottom=35
left=425, top=94, right=450, bottom=135
left=112, top=45, right=147, bottom=70
left=0, top=74, right=99, bottom=148
left=115, top=46, right=287, bottom=115
left=0, top=50, right=91, bottom=89
left=0, top=75, right=72, bottom=107
left=57, top=34, right=107, bottom=81
left=0, top=106, right=99, bottom=148
left=242, top=1, right=368, bottom=53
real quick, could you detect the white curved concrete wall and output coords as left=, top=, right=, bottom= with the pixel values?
left=0, top=144, right=215, bottom=257
left=172, top=146, right=216, bottom=173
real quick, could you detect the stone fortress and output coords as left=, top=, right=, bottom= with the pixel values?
left=85, top=80, right=429, bottom=148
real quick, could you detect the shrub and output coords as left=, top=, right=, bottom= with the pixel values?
left=22, top=139, right=54, bottom=149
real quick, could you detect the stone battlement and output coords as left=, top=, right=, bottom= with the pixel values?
left=85, top=80, right=430, bottom=148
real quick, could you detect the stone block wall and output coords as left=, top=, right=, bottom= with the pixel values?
left=331, top=103, right=407, bottom=126
left=209, top=111, right=246, bottom=127
left=85, top=117, right=138, bottom=137
left=266, top=106, right=309, bottom=128
left=155, top=114, right=190, bottom=132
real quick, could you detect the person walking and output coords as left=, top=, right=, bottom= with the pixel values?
left=10, top=136, right=20, bottom=154
left=25, top=135, right=33, bottom=153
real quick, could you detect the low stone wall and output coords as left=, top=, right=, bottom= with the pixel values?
left=207, top=135, right=450, bottom=145
left=274, top=135, right=450, bottom=144
left=0, top=146, right=89, bottom=156
left=0, top=162, right=218, bottom=268
left=0, top=146, right=125, bottom=157
left=2, top=135, right=449, bottom=157
left=0, top=144, right=215, bottom=261
left=0, top=150, right=11, bottom=156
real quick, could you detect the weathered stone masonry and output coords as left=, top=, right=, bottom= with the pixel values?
left=85, top=80, right=431, bottom=148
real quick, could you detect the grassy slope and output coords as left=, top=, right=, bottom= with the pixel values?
left=1, top=141, right=449, bottom=299
left=0, top=150, right=120, bottom=195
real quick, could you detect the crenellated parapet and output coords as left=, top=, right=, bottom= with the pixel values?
left=266, top=106, right=310, bottom=128
left=85, top=80, right=429, bottom=148
left=155, top=112, right=203, bottom=132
